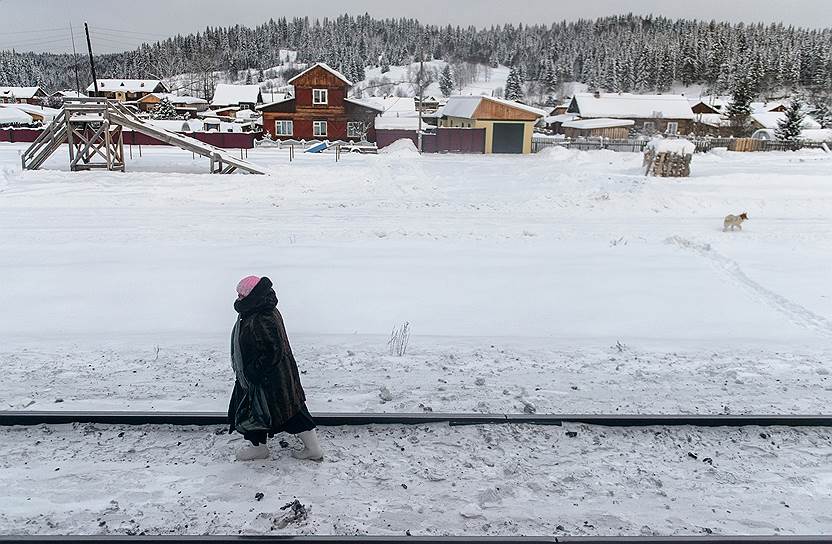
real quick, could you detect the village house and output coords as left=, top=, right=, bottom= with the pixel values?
left=438, top=95, right=546, bottom=153
left=750, top=111, right=821, bottom=131
left=567, top=92, right=695, bottom=136
left=137, top=93, right=209, bottom=118
left=210, top=84, right=263, bottom=111
left=0, top=86, right=48, bottom=105
left=86, top=79, right=169, bottom=102
left=257, top=62, right=383, bottom=141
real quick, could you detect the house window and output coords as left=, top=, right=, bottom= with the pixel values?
left=666, top=121, right=678, bottom=135
left=275, top=120, right=293, bottom=136
left=313, top=120, right=327, bottom=137
left=642, top=121, right=656, bottom=132
left=312, top=89, right=328, bottom=105
left=347, top=121, right=364, bottom=138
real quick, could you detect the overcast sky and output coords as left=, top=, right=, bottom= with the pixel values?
left=1, top=0, right=830, bottom=54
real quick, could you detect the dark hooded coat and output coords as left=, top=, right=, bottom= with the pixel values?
left=227, top=277, right=307, bottom=436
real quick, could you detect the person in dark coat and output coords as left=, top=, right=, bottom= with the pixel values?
left=228, top=275, right=323, bottom=461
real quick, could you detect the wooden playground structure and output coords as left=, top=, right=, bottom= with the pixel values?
left=20, top=98, right=266, bottom=175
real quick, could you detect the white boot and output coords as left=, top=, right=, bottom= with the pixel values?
left=292, top=430, right=323, bottom=461
left=236, top=444, right=270, bottom=461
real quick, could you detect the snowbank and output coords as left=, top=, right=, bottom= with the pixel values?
left=647, top=137, right=695, bottom=155
left=379, top=137, right=419, bottom=157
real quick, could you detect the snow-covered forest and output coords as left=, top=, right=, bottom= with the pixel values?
left=2, top=13, right=832, bottom=100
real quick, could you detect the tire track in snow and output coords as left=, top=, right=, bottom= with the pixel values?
left=665, top=235, right=832, bottom=339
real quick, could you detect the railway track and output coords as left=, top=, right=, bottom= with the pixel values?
left=2, top=411, right=832, bottom=427
left=1, top=535, right=832, bottom=543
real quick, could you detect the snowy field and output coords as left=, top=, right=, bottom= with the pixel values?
left=1, top=141, right=832, bottom=534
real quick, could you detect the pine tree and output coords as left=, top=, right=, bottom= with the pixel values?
left=439, top=64, right=454, bottom=97
left=504, top=66, right=523, bottom=101
left=726, top=71, right=755, bottom=137
left=809, top=98, right=832, bottom=128
left=775, top=96, right=806, bottom=147
left=151, top=97, right=181, bottom=120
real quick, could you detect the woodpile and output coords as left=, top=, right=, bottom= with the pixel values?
left=643, top=149, right=692, bottom=177
left=643, top=137, right=695, bottom=177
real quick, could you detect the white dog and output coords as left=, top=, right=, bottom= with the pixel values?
left=723, top=212, right=748, bottom=231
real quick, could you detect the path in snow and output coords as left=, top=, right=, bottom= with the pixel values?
left=665, top=236, right=832, bottom=339
left=1, top=422, right=831, bottom=535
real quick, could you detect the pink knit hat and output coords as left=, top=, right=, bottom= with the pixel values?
left=236, top=275, right=261, bottom=299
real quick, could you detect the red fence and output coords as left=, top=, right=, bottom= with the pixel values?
left=0, top=128, right=43, bottom=143
left=376, top=128, right=485, bottom=154
left=376, top=129, right=418, bottom=149
left=423, top=128, right=485, bottom=153
left=0, top=128, right=262, bottom=149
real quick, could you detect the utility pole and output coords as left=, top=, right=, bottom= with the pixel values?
left=84, top=22, right=98, bottom=95
left=417, top=51, right=424, bottom=154
left=69, top=21, right=81, bottom=96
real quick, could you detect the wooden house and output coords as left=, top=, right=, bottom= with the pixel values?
left=210, top=84, right=263, bottom=111
left=86, top=79, right=169, bottom=102
left=561, top=118, right=634, bottom=139
left=0, top=86, right=48, bottom=105
left=438, top=95, right=546, bottom=153
left=257, top=63, right=383, bottom=141
left=137, top=93, right=209, bottom=118
left=567, top=92, right=695, bottom=136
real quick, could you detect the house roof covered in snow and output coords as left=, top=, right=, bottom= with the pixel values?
left=0, top=106, right=36, bottom=125
left=86, top=79, right=167, bottom=93
left=0, top=86, right=47, bottom=99
left=255, top=96, right=295, bottom=111
left=0, top=103, right=60, bottom=120
left=751, top=111, right=820, bottom=130
left=441, top=95, right=546, bottom=120
left=344, top=97, right=386, bottom=112
left=287, top=62, right=353, bottom=86
left=694, top=113, right=731, bottom=127
left=562, top=118, right=635, bottom=130
left=569, top=93, right=695, bottom=120
left=374, top=116, right=422, bottom=130
left=362, top=96, right=415, bottom=114
left=52, top=90, right=87, bottom=99
left=544, top=113, right=579, bottom=125
left=211, top=84, right=263, bottom=107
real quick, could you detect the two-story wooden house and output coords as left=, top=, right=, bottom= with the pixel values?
left=257, top=63, right=382, bottom=141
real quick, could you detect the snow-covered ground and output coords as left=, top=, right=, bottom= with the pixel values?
left=1, top=142, right=832, bottom=534
left=2, top=422, right=832, bottom=535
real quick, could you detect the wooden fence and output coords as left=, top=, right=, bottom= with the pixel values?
left=533, top=136, right=830, bottom=154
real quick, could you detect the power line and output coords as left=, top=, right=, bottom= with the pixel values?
left=93, top=26, right=171, bottom=38
left=0, top=27, right=74, bottom=36
left=0, top=36, right=73, bottom=49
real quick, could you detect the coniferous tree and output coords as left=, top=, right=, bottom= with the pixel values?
left=151, top=97, right=181, bottom=120
left=504, top=66, right=523, bottom=101
left=727, top=71, right=756, bottom=136
left=775, top=96, right=806, bottom=146
left=439, top=64, right=454, bottom=96
left=809, top=98, right=832, bottom=128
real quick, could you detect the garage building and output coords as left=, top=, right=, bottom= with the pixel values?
left=438, top=95, right=546, bottom=154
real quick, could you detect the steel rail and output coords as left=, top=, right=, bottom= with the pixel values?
left=1, top=535, right=832, bottom=543
left=2, top=411, right=832, bottom=427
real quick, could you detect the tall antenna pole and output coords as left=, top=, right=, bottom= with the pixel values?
left=84, top=22, right=99, bottom=95
left=69, top=21, right=81, bottom=96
